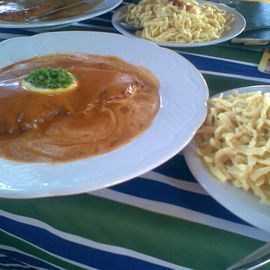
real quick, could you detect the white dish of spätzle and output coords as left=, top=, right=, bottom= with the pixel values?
left=112, top=0, right=246, bottom=48
left=184, top=85, right=270, bottom=233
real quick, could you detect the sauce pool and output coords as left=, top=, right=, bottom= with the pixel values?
left=0, top=53, right=160, bottom=163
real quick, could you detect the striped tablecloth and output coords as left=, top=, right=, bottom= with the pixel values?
left=1, top=1, right=270, bottom=270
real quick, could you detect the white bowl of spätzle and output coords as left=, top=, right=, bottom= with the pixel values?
left=184, top=85, right=270, bottom=233
left=112, top=0, right=246, bottom=48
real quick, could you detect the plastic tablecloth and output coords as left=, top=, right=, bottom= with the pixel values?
left=1, top=1, right=270, bottom=269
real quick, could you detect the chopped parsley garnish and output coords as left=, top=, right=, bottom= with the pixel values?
left=24, top=67, right=75, bottom=89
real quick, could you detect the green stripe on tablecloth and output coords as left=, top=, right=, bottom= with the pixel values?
left=34, top=25, right=117, bottom=33
left=203, top=74, right=269, bottom=96
left=0, top=231, right=84, bottom=270
left=0, top=195, right=265, bottom=270
left=180, top=46, right=262, bottom=64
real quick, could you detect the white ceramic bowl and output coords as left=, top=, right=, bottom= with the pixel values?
left=184, top=85, right=270, bottom=233
left=0, top=31, right=208, bottom=198
left=112, top=1, right=246, bottom=48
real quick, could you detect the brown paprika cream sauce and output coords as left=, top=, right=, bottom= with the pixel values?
left=0, top=54, right=160, bottom=163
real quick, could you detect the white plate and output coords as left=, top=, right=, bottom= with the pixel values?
left=112, top=1, right=246, bottom=48
left=0, top=0, right=122, bottom=29
left=183, top=85, right=270, bottom=233
left=0, top=31, right=208, bottom=198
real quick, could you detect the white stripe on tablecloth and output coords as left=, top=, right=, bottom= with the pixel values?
left=142, top=171, right=208, bottom=195
left=176, top=50, right=258, bottom=67
left=91, top=189, right=270, bottom=242
left=0, top=211, right=190, bottom=270
left=0, top=262, right=43, bottom=269
left=1, top=229, right=99, bottom=270
left=200, top=70, right=270, bottom=83
left=0, top=244, right=65, bottom=270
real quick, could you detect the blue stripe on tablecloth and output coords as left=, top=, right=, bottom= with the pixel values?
left=79, top=17, right=113, bottom=27
left=110, top=178, right=249, bottom=226
left=180, top=53, right=270, bottom=80
left=0, top=248, right=60, bottom=270
left=81, top=11, right=113, bottom=23
left=0, top=28, right=36, bottom=36
left=154, top=155, right=197, bottom=183
left=0, top=217, right=172, bottom=270
left=95, top=13, right=113, bottom=21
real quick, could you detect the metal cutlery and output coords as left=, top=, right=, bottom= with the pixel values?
left=227, top=242, right=270, bottom=270
left=118, top=21, right=143, bottom=32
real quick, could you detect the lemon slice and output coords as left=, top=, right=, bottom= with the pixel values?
left=22, top=67, right=78, bottom=94
left=22, top=79, right=78, bottom=94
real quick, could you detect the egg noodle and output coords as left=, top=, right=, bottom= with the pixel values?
left=196, top=91, right=270, bottom=203
left=124, top=0, right=235, bottom=43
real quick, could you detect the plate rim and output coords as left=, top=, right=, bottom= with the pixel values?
left=0, top=0, right=122, bottom=29
left=183, top=84, right=270, bottom=232
left=112, top=1, right=246, bottom=48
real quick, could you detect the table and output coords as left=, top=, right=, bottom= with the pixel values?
left=1, top=1, right=270, bottom=269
